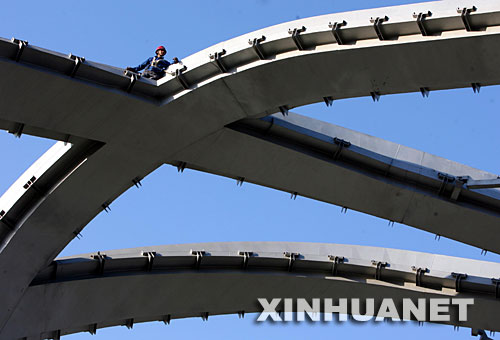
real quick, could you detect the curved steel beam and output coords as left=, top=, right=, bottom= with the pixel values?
left=170, top=112, right=500, bottom=253
left=4, top=242, right=500, bottom=339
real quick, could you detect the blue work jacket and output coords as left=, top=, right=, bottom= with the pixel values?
left=130, top=56, right=171, bottom=75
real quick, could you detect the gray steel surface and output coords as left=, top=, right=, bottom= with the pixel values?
left=5, top=242, right=500, bottom=339
left=0, top=0, right=500, bottom=338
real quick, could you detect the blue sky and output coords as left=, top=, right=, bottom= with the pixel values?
left=1, top=0, right=499, bottom=339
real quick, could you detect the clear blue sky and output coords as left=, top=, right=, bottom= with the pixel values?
left=1, top=0, right=499, bottom=339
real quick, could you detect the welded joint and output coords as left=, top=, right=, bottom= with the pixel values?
left=68, top=53, right=85, bottom=78
left=284, top=252, right=300, bottom=271
left=162, top=314, right=172, bottom=325
left=371, top=260, right=388, bottom=280
left=177, top=161, right=187, bottom=173
left=248, top=35, right=266, bottom=60
left=420, top=87, right=430, bottom=98
left=457, top=6, right=477, bottom=32
left=191, top=250, right=206, bottom=269
left=288, top=26, right=306, bottom=50
left=333, top=137, right=351, bottom=160
left=323, top=96, right=334, bottom=107
left=472, top=82, right=481, bottom=93
left=175, top=66, right=190, bottom=90
left=11, top=38, right=28, bottom=62
left=9, top=122, right=25, bottom=138
left=413, top=11, right=432, bottom=36
left=328, top=255, right=345, bottom=276
left=452, top=272, right=468, bottom=292
left=238, top=251, right=254, bottom=269
left=236, top=176, right=245, bottom=186
left=142, top=251, right=156, bottom=272
left=23, top=176, right=37, bottom=190
left=209, top=49, right=228, bottom=73
left=124, top=70, right=140, bottom=93
left=91, top=251, right=107, bottom=275
left=125, top=318, right=134, bottom=329
left=201, top=312, right=209, bottom=321
left=369, top=16, right=389, bottom=41
left=411, top=266, right=429, bottom=287
left=328, top=20, right=347, bottom=45
left=491, top=279, right=500, bottom=298
left=88, top=323, right=97, bottom=335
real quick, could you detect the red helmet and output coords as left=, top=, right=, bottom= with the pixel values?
left=156, top=45, right=166, bottom=52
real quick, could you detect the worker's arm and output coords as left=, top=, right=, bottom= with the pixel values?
left=127, top=57, right=153, bottom=72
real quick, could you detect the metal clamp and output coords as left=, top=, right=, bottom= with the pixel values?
left=284, top=252, right=300, bottom=271
left=328, top=255, right=345, bottom=276
left=457, top=6, right=477, bottom=32
left=175, top=66, right=190, bottom=90
left=370, top=16, right=389, bottom=41
left=91, top=251, right=107, bottom=275
left=248, top=35, right=266, bottom=60
left=333, top=137, right=351, bottom=160
left=413, top=11, right=432, bottom=36
left=23, top=176, right=37, bottom=190
left=209, top=49, right=228, bottom=73
left=452, top=272, right=467, bottom=292
left=11, top=38, right=28, bottom=62
left=438, top=172, right=456, bottom=196
left=68, top=53, right=85, bottom=77
left=191, top=250, right=206, bottom=269
left=411, top=266, right=429, bottom=287
left=142, top=251, right=156, bottom=272
left=491, top=278, right=500, bottom=298
left=328, top=20, right=347, bottom=45
left=288, top=26, right=306, bottom=50
left=238, top=251, right=254, bottom=269
left=372, top=260, right=388, bottom=280
left=124, top=70, right=140, bottom=93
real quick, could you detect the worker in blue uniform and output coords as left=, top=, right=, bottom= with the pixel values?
left=127, top=46, right=179, bottom=80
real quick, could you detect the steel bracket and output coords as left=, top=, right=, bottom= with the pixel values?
left=284, top=252, right=300, bottom=271
left=177, top=161, right=187, bottom=173
left=209, top=49, right=228, bottom=73
left=457, top=6, right=477, bottom=31
left=472, top=82, right=481, bottom=93
left=328, top=20, right=347, bottom=45
left=492, top=279, right=500, bottom=298
left=238, top=251, right=254, bottom=269
left=163, top=314, right=172, bottom=325
left=370, top=16, right=389, bottom=40
left=101, top=202, right=111, bottom=213
left=288, top=26, right=306, bottom=50
left=420, top=87, right=430, bottom=98
left=279, top=105, right=289, bottom=116
left=9, top=122, right=25, bottom=138
left=201, top=312, right=209, bottom=321
left=370, top=91, right=381, bottom=102
left=175, top=66, right=190, bottom=90
left=91, top=251, right=107, bottom=275
left=88, top=323, right=97, bottom=335
left=328, top=255, right=345, bottom=276
left=124, top=70, right=140, bottom=93
left=248, top=35, right=266, bottom=60
left=372, top=260, right=388, bottom=280
left=125, top=318, right=134, bottom=329
left=142, top=251, right=156, bottom=271
left=438, top=172, right=456, bottom=196
left=132, top=177, right=142, bottom=188
left=191, top=250, right=206, bottom=269
left=323, top=96, right=334, bottom=107
left=68, top=53, right=85, bottom=77
left=411, top=266, right=429, bottom=287
left=333, top=137, right=351, bottom=160
left=238, top=311, right=245, bottom=319
left=236, top=177, right=245, bottom=186
left=413, top=11, right=432, bottom=36
left=11, top=38, right=28, bottom=62
left=452, top=272, right=468, bottom=292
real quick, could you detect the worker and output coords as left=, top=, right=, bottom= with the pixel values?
left=126, top=46, right=179, bottom=80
